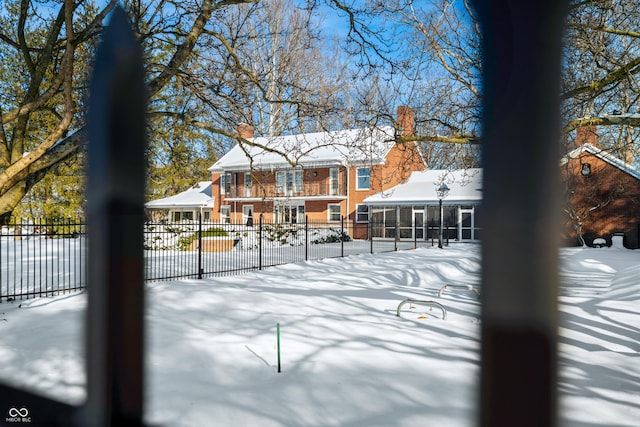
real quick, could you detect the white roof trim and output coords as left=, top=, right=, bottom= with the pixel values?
left=560, top=143, right=640, bottom=180
left=208, top=126, right=399, bottom=172
left=364, top=168, right=483, bottom=205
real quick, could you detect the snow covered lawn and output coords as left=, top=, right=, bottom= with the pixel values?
left=0, top=244, right=638, bottom=426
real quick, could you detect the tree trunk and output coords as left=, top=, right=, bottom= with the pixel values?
left=575, top=224, right=586, bottom=247
left=0, top=181, right=27, bottom=224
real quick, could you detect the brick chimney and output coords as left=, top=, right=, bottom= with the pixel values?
left=576, top=125, right=597, bottom=147
left=237, top=123, right=255, bottom=139
left=397, top=106, right=415, bottom=137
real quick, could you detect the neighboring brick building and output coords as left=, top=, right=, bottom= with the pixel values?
left=560, top=126, right=640, bottom=248
left=207, top=107, right=425, bottom=234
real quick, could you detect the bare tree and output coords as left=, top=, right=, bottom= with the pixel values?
left=0, top=0, right=265, bottom=222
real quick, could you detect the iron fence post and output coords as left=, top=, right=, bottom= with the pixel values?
left=198, top=212, right=203, bottom=279
left=305, top=215, right=309, bottom=261
left=370, top=220, right=374, bottom=254
left=259, top=213, right=263, bottom=270
left=341, top=216, right=344, bottom=257
left=475, top=1, right=565, bottom=426
left=85, top=7, right=146, bottom=425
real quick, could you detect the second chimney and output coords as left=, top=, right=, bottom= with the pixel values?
left=576, top=125, right=597, bottom=147
left=397, top=106, right=415, bottom=137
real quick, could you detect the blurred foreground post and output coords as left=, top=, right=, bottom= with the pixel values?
left=86, top=7, right=147, bottom=426
left=475, top=1, right=568, bottom=426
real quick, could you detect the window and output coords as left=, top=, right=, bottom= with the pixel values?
left=276, top=171, right=285, bottom=193
left=328, top=204, right=341, bottom=222
left=243, top=205, right=254, bottom=226
left=276, top=170, right=303, bottom=194
left=220, top=205, right=231, bottom=223
left=220, top=172, right=231, bottom=195
left=203, top=211, right=211, bottom=221
left=244, top=172, right=252, bottom=197
left=356, top=167, right=370, bottom=190
left=329, top=168, right=339, bottom=195
left=171, top=211, right=194, bottom=222
left=275, top=204, right=304, bottom=224
left=286, top=171, right=294, bottom=193
left=356, top=204, right=369, bottom=222
left=294, top=170, right=303, bottom=193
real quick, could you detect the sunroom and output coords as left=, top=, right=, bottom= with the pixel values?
left=364, top=169, right=483, bottom=242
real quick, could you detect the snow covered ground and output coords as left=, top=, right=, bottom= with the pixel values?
left=0, top=244, right=638, bottom=426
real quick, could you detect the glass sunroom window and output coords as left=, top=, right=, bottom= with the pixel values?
left=356, top=204, right=369, bottom=222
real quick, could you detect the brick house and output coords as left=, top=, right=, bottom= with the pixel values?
left=207, top=107, right=425, bottom=235
left=560, top=126, right=640, bottom=248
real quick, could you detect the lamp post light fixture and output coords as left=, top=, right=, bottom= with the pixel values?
left=436, top=182, right=450, bottom=248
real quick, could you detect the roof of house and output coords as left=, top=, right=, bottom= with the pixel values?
left=364, top=168, right=483, bottom=205
left=208, top=126, right=401, bottom=172
left=560, top=143, right=640, bottom=180
left=145, top=181, right=214, bottom=209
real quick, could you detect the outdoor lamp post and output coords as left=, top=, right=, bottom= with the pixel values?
left=437, top=182, right=450, bottom=248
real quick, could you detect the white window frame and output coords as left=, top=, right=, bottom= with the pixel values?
left=276, top=169, right=303, bottom=194
left=329, top=167, right=339, bottom=195
left=328, top=203, right=341, bottom=222
left=242, top=204, right=254, bottom=225
left=274, top=203, right=305, bottom=224
left=293, top=170, right=303, bottom=193
left=171, top=210, right=195, bottom=222
left=244, top=172, right=252, bottom=197
left=286, top=171, right=294, bottom=194
left=220, top=205, right=231, bottom=223
left=356, top=167, right=370, bottom=190
left=220, top=172, right=232, bottom=195
left=355, top=204, right=369, bottom=223
left=276, top=171, right=285, bottom=193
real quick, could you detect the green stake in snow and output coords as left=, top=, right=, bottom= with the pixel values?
left=277, top=323, right=281, bottom=373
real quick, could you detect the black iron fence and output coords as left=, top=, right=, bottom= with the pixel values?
left=0, top=215, right=440, bottom=302
left=0, top=218, right=87, bottom=302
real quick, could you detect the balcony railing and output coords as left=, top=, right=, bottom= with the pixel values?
left=223, top=181, right=346, bottom=198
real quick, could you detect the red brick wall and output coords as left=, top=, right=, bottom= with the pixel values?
left=346, top=141, right=424, bottom=221
left=561, top=153, right=640, bottom=247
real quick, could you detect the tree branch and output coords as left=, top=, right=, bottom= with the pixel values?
left=563, top=114, right=640, bottom=134
left=561, top=56, right=640, bottom=100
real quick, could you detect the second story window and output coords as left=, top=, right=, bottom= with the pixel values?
left=356, top=167, right=370, bottom=190
left=220, top=172, right=232, bottom=195
left=276, top=170, right=303, bottom=194
left=329, top=168, right=339, bottom=195
left=244, top=172, right=252, bottom=197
